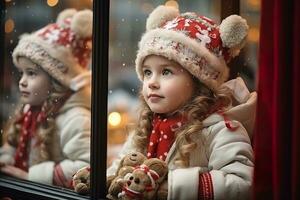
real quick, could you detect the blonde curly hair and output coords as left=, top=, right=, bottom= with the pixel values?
left=132, top=78, right=232, bottom=167
left=3, top=77, right=70, bottom=165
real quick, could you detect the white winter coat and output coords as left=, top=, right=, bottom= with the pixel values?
left=107, top=78, right=256, bottom=200
left=0, top=86, right=91, bottom=186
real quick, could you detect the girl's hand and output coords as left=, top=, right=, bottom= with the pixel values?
left=0, top=165, right=28, bottom=180
left=157, top=180, right=168, bottom=200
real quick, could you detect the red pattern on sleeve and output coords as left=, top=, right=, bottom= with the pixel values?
left=198, top=172, right=214, bottom=200
left=53, top=164, right=72, bottom=188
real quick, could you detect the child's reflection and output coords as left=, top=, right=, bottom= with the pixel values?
left=0, top=9, right=92, bottom=188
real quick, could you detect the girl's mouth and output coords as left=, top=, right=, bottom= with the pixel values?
left=21, top=91, right=30, bottom=96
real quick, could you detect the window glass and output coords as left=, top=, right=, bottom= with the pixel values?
left=0, top=0, right=92, bottom=190
left=240, top=0, right=260, bottom=90
left=107, top=0, right=221, bottom=166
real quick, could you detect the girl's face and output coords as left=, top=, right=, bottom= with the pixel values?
left=142, top=55, right=195, bottom=114
left=17, top=57, right=52, bottom=106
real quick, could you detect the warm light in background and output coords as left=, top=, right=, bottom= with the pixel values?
left=5, top=0, right=12, bottom=2
left=247, top=0, right=260, bottom=10
left=165, top=0, right=179, bottom=9
left=248, top=27, right=260, bottom=42
left=5, top=19, right=14, bottom=33
left=47, top=0, right=59, bottom=7
left=108, top=112, right=122, bottom=127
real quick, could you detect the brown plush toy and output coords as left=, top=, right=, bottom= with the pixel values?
left=107, top=152, right=147, bottom=200
left=117, top=158, right=168, bottom=200
left=72, top=166, right=90, bottom=195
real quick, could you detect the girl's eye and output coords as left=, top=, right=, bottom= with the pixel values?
left=27, top=70, right=37, bottom=77
left=18, top=71, right=24, bottom=78
left=143, top=69, right=152, bottom=77
left=162, top=69, right=172, bottom=76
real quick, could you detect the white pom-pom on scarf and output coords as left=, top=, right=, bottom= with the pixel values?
left=146, top=5, right=179, bottom=31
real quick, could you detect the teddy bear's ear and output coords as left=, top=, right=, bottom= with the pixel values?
left=135, top=152, right=147, bottom=163
left=143, top=158, right=168, bottom=181
left=118, top=166, right=134, bottom=176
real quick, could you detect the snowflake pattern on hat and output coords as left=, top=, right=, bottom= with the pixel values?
left=37, top=18, right=92, bottom=69
left=162, top=15, right=230, bottom=62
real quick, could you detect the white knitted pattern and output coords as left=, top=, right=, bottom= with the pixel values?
left=136, top=29, right=229, bottom=91
left=12, top=34, right=87, bottom=89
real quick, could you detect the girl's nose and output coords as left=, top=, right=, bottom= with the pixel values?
left=19, top=76, right=27, bottom=87
left=148, top=76, right=159, bottom=89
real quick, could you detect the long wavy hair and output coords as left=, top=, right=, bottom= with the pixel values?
left=3, top=76, right=70, bottom=165
left=132, top=77, right=232, bottom=167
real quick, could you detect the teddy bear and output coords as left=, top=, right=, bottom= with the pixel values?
left=107, top=152, right=147, bottom=199
left=116, top=158, right=168, bottom=200
left=72, top=166, right=90, bottom=195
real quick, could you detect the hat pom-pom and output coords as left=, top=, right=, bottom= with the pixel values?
left=71, top=9, right=93, bottom=38
left=57, top=9, right=77, bottom=25
left=146, top=5, right=179, bottom=31
left=219, top=15, right=249, bottom=49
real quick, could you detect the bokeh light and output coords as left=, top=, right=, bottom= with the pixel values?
left=47, top=0, right=59, bottom=7
left=108, top=112, right=122, bottom=127
left=165, top=0, right=179, bottom=9
left=5, top=19, right=14, bottom=33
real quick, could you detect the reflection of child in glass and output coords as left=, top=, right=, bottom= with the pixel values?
left=0, top=9, right=92, bottom=188
left=107, top=5, right=257, bottom=199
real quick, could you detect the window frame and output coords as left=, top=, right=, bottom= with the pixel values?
left=0, top=0, right=240, bottom=199
left=0, top=0, right=109, bottom=199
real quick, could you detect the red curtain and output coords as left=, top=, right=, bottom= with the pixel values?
left=253, top=0, right=300, bottom=199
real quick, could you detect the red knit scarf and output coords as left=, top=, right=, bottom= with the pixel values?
left=147, top=113, right=187, bottom=161
left=14, top=92, right=72, bottom=172
left=14, top=106, right=46, bottom=171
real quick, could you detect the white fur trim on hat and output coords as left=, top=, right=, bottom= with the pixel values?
left=12, top=35, right=86, bottom=89
left=146, top=5, right=179, bottom=31
left=12, top=9, right=92, bottom=91
left=135, top=29, right=229, bottom=91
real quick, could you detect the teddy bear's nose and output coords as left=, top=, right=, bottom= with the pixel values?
left=80, top=177, right=87, bottom=183
left=132, top=153, right=137, bottom=156
left=134, top=177, right=140, bottom=184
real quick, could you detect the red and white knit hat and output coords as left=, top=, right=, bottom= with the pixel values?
left=12, top=9, right=92, bottom=91
left=136, top=5, right=249, bottom=91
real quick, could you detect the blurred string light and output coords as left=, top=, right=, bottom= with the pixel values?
left=247, top=0, right=260, bottom=10
left=5, top=19, right=14, bottom=33
left=108, top=112, right=122, bottom=127
left=47, top=0, right=59, bottom=7
left=165, top=0, right=179, bottom=9
left=248, top=27, right=259, bottom=42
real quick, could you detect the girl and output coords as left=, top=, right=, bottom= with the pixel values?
left=0, top=9, right=92, bottom=188
left=107, top=6, right=256, bottom=200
